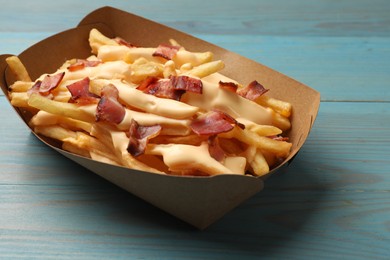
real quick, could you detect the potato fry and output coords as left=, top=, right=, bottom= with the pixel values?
left=89, top=28, right=119, bottom=54
left=245, top=146, right=270, bottom=176
left=30, top=111, right=92, bottom=133
left=256, top=95, right=292, bottom=118
left=184, top=60, right=225, bottom=78
left=8, top=81, right=34, bottom=92
left=5, top=56, right=32, bottom=82
left=9, top=92, right=29, bottom=108
left=219, top=126, right=292, bottom=158
left=62, top=142, right=91, bottom=158
left=271, top=112, right=291, bottom=132
left=28, top=93, right=95, bottom=123
left=173, top=49, right=213, bottom=68
left=151, top=134, right=208, bottom=146
left=130, top=57, right=163, bottom=83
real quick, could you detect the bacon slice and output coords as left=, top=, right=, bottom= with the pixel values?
left=38, top=72, right=65, bottom=95
left=114, top=37, right=137, bottom=48
left=137, top=75, right=202, bottom=101
left=96, top=84, right=125, bottom=124
left=127, top=119, right=162, bottom=157
left=152, top=44, right=180, bottom=60
left=171, top=75, right=203, bottom=94
left=66, top=77, right=99, bottom=105
left=190, top=110, right=244, bottom=136
left=67, top=59, right=101, bottom=72
left=208, top=135, right=225, bottom=162
left=237, top=80, right=269, bottom=101
left=218, top=81, right=238, bottom=93
left=268, top=135, right=289, bottom=142
left=27, top=80, right=42, bottom=96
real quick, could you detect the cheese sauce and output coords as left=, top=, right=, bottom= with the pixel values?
left=182, top=76, right=273, bottom=125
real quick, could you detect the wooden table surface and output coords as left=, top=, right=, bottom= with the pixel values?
left=1, top=0, right=389, bottom=259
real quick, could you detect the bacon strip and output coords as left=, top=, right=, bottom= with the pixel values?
left=152, top=44, right=180, bottom=60
left=208, top=135, right=225, bottom=162
left=137, top=75, right=202, bottom=101
left=67, top=59, right=101, bottom=72
left=96, top=84, right=125, bottom=124
left=66, top=77, right=99, bottom=105
left=268, top=135, right=289, bottom=142
left=127, top=119, right=162, bottom=157
left=38, top=72, right=65, bottom=95
left=27, top=80, right=42, bottom=96
left=114, top=37, right=137, bottom=48
left=237, top=80, right=269, bottom=101
left=218, top=81, right=238, bottom=93
left=190, top=110, right=244, bottom=136
left=171, top=75, right=202, bottom=94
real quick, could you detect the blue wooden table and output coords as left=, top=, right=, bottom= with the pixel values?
left=1, top=0, right=389, bottom=259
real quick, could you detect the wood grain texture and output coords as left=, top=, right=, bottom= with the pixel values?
left=0, top=0, right=389, bottom=259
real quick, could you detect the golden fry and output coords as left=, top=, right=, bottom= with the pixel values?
left=28, top=93, right=95, bottom=123
left=5, top=56, right=32, bottom=82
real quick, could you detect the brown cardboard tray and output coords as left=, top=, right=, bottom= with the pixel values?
left=0, top=6, right=320, bottom=229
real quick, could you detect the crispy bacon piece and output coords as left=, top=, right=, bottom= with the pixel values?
left=268, top=135, right=289, bottom=142
left=152, top=44, right=180, bottom=60
left=27, top=80, right=42, bottom=96
left=237, top=80, right=269, bottom=101
left=127, top=119, right=162, bottom=157
left=171, top=75, right=203, bottom=94
left=114, top=37, right=137, bottom=48
left=67, top=59, right=101, bottom=72
left=218, top=81, right=238, bottom=93
left=38, top=72, right=65, bottom=95
left=96, top=84, right=125, bottom=124
left=208, top=135, right=225, bottom=162
left=66, top=77, right=99, bottom=105
left=137, top=75, right=202, bottom=101
left=190, top=110, right=244, bottom=136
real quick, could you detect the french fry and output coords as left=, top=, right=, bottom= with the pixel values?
left=151, top=134, right=207, bottom=146
left=89, top=28, right=119, bottom=54
left=163, top=60, right=177, bottom=78
left=129, top=57, right=163, bottom=83
left=28, top=93, right=95, bottom=123
left=173, top=49, right=213, bottom=68
left=8, top=81, right=33, bottom=92
left=9, top=92, right=29, bottom=108
left=62, top=142, right=91, bottom=158
left=5, top=56, right=32, bottom=82
left=219, top=126, right=292, bottom=158
left=184, top=60, right=225, bottom=78
left=256, top=95, right=292, bottom=118
left=30, top=111, right=92, bottom=133
left=271, top=112, right=291, bottom=132
left=248, top=148, right=270, bottom=177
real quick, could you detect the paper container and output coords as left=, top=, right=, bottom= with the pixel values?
left=0, top=6, right=320, bottom=229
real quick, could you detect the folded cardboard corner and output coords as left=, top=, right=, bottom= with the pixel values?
left=0, top=6, right=320, bottom=229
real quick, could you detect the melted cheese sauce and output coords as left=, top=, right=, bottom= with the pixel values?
left=99, top=79, right=199, bottom=119
left=147, top=142, right=239, bottom=175
left=182, top=76, right=273, bottom=125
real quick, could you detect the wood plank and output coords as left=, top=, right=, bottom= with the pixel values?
left=0, top=0, right=389, bottom=37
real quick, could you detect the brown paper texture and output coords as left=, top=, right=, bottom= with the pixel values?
left=0, top=6, right=320, bottom=229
